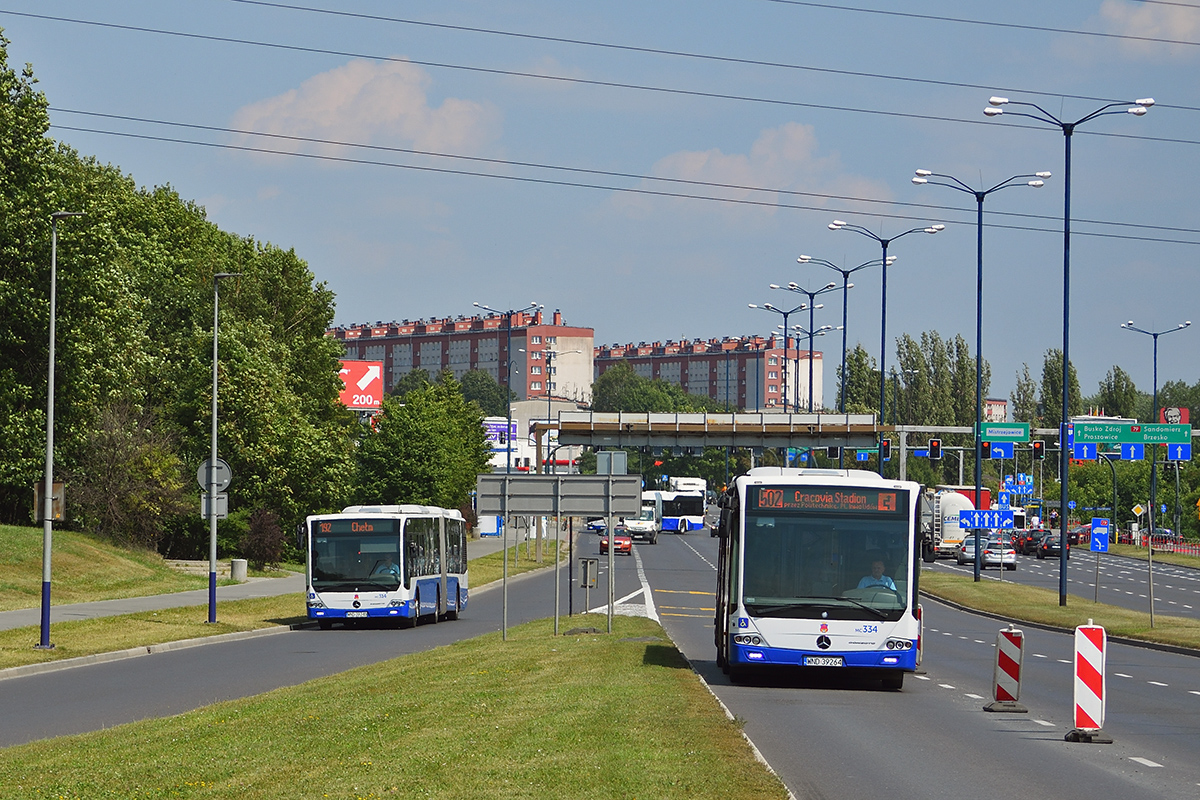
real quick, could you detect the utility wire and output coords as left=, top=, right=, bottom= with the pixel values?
left=760, top=0, right=1200, bottom=49
left=223, top=0, right=1200, bottom=114
left=49, top=122, right=1200, bottom=247
left=5, top=9, right=1200, bottom=148
left=49, top=106, right=1200, bottom=239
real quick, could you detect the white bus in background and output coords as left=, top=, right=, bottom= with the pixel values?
left=305, top=504, right=467, bottom=629
left=652, top=477, right=706, bottom=532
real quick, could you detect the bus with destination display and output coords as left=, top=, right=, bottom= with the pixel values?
left=305, top=505, right=467, bottom=629
left=714, top=468, right=921, bottom=688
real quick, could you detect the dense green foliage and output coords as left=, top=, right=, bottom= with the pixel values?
left=0, top=37, right=397, bottom=560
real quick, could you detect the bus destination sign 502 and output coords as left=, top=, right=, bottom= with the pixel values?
left=751, top=486, right=904, bottom=515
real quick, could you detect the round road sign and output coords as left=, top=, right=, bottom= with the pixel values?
left=196, top=458, right=232, bottom=492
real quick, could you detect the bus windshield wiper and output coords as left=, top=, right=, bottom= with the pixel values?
left=749, top=597, right=890, bottom=620
left=836, top=597, right=890, bottom=620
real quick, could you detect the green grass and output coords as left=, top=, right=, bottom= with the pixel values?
left=1108, top=542, right=1200, bottom=570
left=0, top=524, right=209, bottom=611
left=921, top=570, right=1200, bottom=649
left=0, top=595, right=307, bottom=670
left=467, top=539, right=567, bottom=588
left=0, top=616, right=789, bottom=800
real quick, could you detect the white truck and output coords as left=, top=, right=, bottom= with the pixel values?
left=925, top=488, right=976, bottom=561
left=622, top=496, right=662, bottom=544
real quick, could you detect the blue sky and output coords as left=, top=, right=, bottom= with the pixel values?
left=4, top=1, right=1198, bottom=410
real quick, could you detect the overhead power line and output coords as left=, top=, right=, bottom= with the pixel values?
left=760, top=0, right=1200, bottom=50
left=48, top=120, right=1200, bottom=247
left=225, top=0, right=1200, bottom=113
left=49, top=107, right=1200, bottom=240
left=4, top=9, right=1200, bottom=146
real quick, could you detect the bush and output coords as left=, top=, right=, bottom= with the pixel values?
left=241, top=508, right=286, bottom=570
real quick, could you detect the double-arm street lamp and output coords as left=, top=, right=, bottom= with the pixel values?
left=473, top=300, right=542, bottom=474
left=1121, top=319, right=1191, bottom=625
left=772, top=281, right=839, bottom=412
left=985, top=95, right=1152, bottom=605
left=912, top=169, right=1049, bottom=581
left=749, top=301, right=809, bottom=412
left=37, top=211, right=85, bottom=650
left=829, top=219, right=944, bottom=471
left=797, top=255, right=887, bottom=414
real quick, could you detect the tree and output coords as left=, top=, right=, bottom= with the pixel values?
left=1038, top=349, right=1081, bottom=429
left=1096, top=366, right=1139, bottom=419
left=460, top=369, right=513, bottom=417
left=352, top=376, right=491, bottom=509
left=1010, top=363, right=1038, bottom=426
left=390, top=367, right=431, bottom=398
left=837, top=344, right=879, bottom=415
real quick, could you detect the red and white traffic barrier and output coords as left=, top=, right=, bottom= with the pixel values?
left=984, top=625, right=1027, bottom=712
left=1066, top=620, right=1112, bottom=743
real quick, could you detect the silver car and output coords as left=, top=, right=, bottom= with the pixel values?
left=981, top=537, right=1017, bottom=571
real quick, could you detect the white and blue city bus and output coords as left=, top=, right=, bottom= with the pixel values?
left=714, top=468, right=921, bottom=689
left=305, top=505, right=467, bottom=629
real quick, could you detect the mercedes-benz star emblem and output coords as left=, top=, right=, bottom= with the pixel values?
left=817, top=635, right=832, bottom=650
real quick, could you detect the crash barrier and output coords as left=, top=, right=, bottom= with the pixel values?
left=1066, top=621, right=1112, bottom=743
left=984, top=625, right=1027, bottom=712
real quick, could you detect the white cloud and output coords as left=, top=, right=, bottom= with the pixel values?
left=614, top=122, right=889, bottom=223
left=1098, top=0, right=1200, bottom=60
left=230, top=58, right=501, bottom=160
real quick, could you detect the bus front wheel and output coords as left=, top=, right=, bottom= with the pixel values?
left=881, top=671, right=904, bottom=691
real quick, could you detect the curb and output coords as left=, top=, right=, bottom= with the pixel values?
left=0, top=622, right=314, bottom=684
left=919, top=590, right=1200, bottom=660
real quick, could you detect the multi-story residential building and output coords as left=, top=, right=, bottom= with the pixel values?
left=984, top=398, right=1009, bottom=423
left=593, top=335, right=824, bottom=412
left=328, top=309, right=594, bottom=403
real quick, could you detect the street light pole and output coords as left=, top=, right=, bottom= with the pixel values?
left=771, top=281, right=838, bottom=412
left=208, top=272, right=241, bottom=624
left=912, top=169, right=1048, bottom=581
left=37, top=210, right=85, bottom=650
left=1121, top=319, right=1191, bottom=626
left=986, top=95, right=1152, bottom=606
left=829, top=219, right=944, bottom=473
left=749, top=301, right=807, bottom=413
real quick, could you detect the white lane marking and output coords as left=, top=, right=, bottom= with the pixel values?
left=974, top=639, right=985, bottom=644
left=1129, top=757, right=1163, bottom=768
left=964, top=693, right=984, bottom=700
left=942, top=632, right=953, bottom=636
left=938, top=683, right=956, bottom=689
left=1033, top=653, right=1048, bottom=658
left=1033, top=719, right=1055, bottom=727
left=1116, top=673, right=1133, bottom=678
left=1189, top=691, right=1200, bottom=696
left=631, top=547, right=659, bottom=622
left=1057, top=659, right=1071, bottom=664
left=679, top=537, right=717, bottom=571
left=1148, top=681, right=1169, bottom=687
left=915, top=675, right=931, bottom=681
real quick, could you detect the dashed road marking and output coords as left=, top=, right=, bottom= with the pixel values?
left=915, top=675, right=931, bottom=681
left=1116, top=673, right=1133, bottom=678
left=964, top=693, right=984, bottom=700
left=1149, top=681, right=1169, bottom=687
left=1033, top=719, right=1055, bottom=727
left=1129, top=757, right=1163, bottom=768
left=938, top=683, right=956, bottom=690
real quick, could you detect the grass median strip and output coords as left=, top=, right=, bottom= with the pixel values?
left=921, top=570, right=1200, bottom=650
left=0, top=615, right=789, bottom=800
left=0, top=595, right=307, bottom=670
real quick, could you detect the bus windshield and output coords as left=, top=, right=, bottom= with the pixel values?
left=741, top=488, right=911, bottom=621
left=312, top=518, right=402, bottom=591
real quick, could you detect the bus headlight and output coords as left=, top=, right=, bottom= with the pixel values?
left=307, top=599, right=326, bottom=609
left=885, top=638, right=912, bottom=650
left=388, top=599, right=406, bottom=608
left=733, top=635, right=763, bottom=645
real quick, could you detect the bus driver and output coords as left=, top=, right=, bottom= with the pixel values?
left=857, top=559, right=896, bottom=592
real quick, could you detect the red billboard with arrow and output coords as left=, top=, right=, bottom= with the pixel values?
left=338, top=360, right=383, bottom=410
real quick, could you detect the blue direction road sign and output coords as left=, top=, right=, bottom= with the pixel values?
left=856, top=451, right=869, bottom=461
left=1121, top=443, right=1145, bottom=460
left=1166, top=443, right=1192, bottom=461
left=1068, top=500, right=1077, bottom=510
left=1072, top=442, right=1098, bottom=460
left=958, top=509, right=1016, bottom=529
left=998, top=491, right=1011, bottom=508
left=1090, top=518, right=1110, bottom=553
left=1010, top=484, right=1034, bottom=495
left=989, top=442, right=1014, bottom=459
left=914, top=449, right=929, bottom=458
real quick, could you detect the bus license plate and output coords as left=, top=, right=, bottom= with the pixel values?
left=346, top=611, right=368, bottom=618
left=804, top=656, right=843, bottom=667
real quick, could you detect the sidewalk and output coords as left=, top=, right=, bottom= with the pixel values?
left=0, top=534, right=526, bottom=633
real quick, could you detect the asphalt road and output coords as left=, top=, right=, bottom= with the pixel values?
left=639, top=531, right=1200, bottom=800
left=927, top=550, right=1200, bottom=620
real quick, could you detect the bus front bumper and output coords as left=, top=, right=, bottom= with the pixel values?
left=731, top=642, right=917, bottom=670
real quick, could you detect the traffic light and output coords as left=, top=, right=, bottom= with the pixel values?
left=1032, top=440, right=1045, bottom=460
left=880, top=439, right=891, bottom=460
left=827, top=446, right=840, bottom=459
left=981, top=441, right=991, bottom=459
left=929, top=438, right=942, bottom=459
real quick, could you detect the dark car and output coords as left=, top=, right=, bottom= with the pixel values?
left=1036, top=533, right=1069, bottom=560
left=1015, top=528, right=1049, bottom=555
